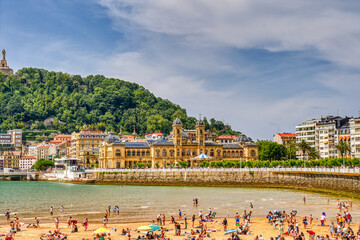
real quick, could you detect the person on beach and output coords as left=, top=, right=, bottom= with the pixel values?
left=5, top=209, right=11, bottom=222
left=192, top=214, right=195, bottom=227
left=35, top=217, right=40, bottom=228
left=162, top=214, right=166, bottom=225
left=184, top=214, right=188, bottom=229
left=235, top=212, right=240, bottom=225
left=83, top=218, right=88, bottom=231
left=60, top=205, right=64, bottom=214
left=309, top=214, right=313, bottom=225
left=50, top=206, right=53, bottom=216
left=179, top=209, right=182, bottom=220
left=195, top=198, right=198, bottom=207
left=108, top=205, right=111, bottom=217
left=307, top=230, right=315, bottom=240
left=223, top=217, right=228, bottom=231
left=303, top=196, right=306, bottom=204
left=103, top=216, right=108, bottom=227
left=320, top=212, right=326, bottom=226
left=55, top=217, right=59, bottom=229
left=126, top=228, right=131, bottom=240
left=250, top=202, right=254, bottom=209
left=67, top=216, right=72, bottom=228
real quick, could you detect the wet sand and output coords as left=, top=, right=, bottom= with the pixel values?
left=1, top=216, right=357, bottom=240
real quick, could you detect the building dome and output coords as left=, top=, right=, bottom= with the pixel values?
left=104, top=132, right=120, bottom=142
left=196, top=118, right=205, bottom=126
left=234, top=134, right=250, bottom=143
left=173, top=118, right=182, bottom=125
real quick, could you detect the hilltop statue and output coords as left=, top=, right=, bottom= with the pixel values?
left=0, top=49, right=13, bottom=75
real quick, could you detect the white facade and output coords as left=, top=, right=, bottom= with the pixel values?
left=350, top=118, right=360, bottom=158
left=296, top=119, right=318, bottom=159
left=20, top=156, right=37, bottom=170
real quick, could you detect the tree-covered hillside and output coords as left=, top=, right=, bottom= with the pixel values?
left=0, top=68, right=240, bottom=136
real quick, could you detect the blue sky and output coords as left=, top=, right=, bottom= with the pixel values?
left=1, top=0, right=360, bottom=140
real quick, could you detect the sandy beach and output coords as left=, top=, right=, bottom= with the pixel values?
left=0, top=215, right=357, bottom=240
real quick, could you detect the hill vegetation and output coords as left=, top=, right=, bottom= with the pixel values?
left=0, top=68, right=241, bottom=136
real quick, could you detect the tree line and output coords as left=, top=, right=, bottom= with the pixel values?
left=0, top=68, right=240, bottom=136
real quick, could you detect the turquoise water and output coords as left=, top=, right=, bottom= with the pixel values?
left=0, top=181, right=359, bottom=224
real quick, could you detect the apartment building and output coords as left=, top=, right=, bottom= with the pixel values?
left=70, top=125, right=107, bottom=158
left=273, top=133, right=296, bottom=145
left=296, top=116, right=356, bottom=159
left=20, top=156, right=37, bottom=170
left=0, top=151, right=21, bottom=169
left=350, top=118, right=360, bottom=158
left=0, top=129, right=23, bottom=148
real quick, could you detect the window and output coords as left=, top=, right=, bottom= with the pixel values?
left=116, top=150, right=121, bottom=157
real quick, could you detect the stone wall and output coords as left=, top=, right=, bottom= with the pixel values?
left=93, top=171, right=360, bottom=196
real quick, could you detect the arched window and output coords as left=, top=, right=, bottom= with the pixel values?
left=227, top=151, right=230, bottom=157
left=235, top=151, right=239, bottom=157
left=251, top=150, right=256, bottom=157
left=142, top=151, right=145, bottom=156
left=116, top=149, right=121, bottom=157
left=137, top=150, right=140, bottom=156
left=156, top=150, right=160, bottom=157
left=210, top=149, right=214, bottom=157
left=223, top=151, right=226, bottom=157
left=146, top=150, right=150, bottom=156
left=232, top=151, right=235, bottom=157
left=127, top=150, right=131, bottom=157
left=132, top=150, right=136, bottom=156
left=162, top=150, right=167, bottom=157
left=240, top=151, right=244, bottom=157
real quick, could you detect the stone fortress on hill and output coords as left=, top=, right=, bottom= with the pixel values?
left=0, top=49, right=14, bottom=76
left=98, top=118, right=258, bottom=168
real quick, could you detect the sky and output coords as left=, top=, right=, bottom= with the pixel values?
left=1, top=0, right=360, bottom=140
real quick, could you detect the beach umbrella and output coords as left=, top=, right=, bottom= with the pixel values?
left=148, top=225, right=161, bottom=231
left=138, top=225, right=152, bottom=230
left=224, top=229, right=237, bottom=235
left=93, top=228, right=110, bottom=234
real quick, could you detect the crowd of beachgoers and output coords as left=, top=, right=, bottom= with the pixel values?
left=1, top=195, right=360, bottom=240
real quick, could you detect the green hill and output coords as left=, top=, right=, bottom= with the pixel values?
left=0, top=68, right=240, bottom=136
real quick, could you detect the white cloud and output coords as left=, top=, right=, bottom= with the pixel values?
left=93, top=0, right=360, bottom=139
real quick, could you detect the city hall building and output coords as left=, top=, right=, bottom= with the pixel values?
left=98, top=118, right=258, bottom=168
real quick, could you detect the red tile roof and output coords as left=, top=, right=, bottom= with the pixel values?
left=278, top=133, right=297, bottom=137
left=21, top=156, right=36, bottom=159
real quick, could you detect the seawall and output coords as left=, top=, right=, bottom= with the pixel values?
left=92, top=170, right=360, bottom=197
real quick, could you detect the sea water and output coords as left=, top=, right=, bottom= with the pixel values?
left=0, top=181, right=359, bottom=224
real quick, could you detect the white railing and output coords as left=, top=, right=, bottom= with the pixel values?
left=86, top=167, right=360, bottom=174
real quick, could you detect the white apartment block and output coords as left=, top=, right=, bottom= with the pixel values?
left=296, top=116, right=354, bottom=159
left=20, top=156, right=36, bottom=170
left=350, top=118, right=360, bottom=158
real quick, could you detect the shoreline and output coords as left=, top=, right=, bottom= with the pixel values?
left=38, top=179, right=360, bottom=200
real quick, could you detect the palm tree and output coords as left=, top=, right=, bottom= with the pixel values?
left=335, top=141, right=351, bottom=167
left=308, top=147, right=320, bottom=160
left=297, top=140, right=311, bottom=161
left=286, top=141, right=297, bottom=160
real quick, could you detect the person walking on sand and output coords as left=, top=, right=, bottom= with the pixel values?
left=60, top=206, right=64, bottom=214
left=67, top=217, right=72, bottom=228
left=50, top=206, right=53, bottom=216
left=55, top=217, right=59, bottom=229
left=192, top=214, right=195, bottom=228
left=223, top=217, right=228, bottom=231
left=178, top=209, right=182, bottom=220
left=83, top=218, right=88, bottom=231
left=162, top=214, right=166, bottom=225
left=303, top=196, right=306, bottom=204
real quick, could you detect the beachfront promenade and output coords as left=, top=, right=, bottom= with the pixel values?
left=86, top=166, right=360, bottom=174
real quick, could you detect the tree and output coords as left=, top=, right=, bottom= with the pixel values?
left=335, top=141, right=351, bottom=167
left=286, top=141, right=297, bottom=160
left=297, top=140, right=311, bottom=161
left=178, top=161, right=189, bottom=168
left=31, top=159, right=54, bottom=171
left=308, top=147, right=320, bottom=160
